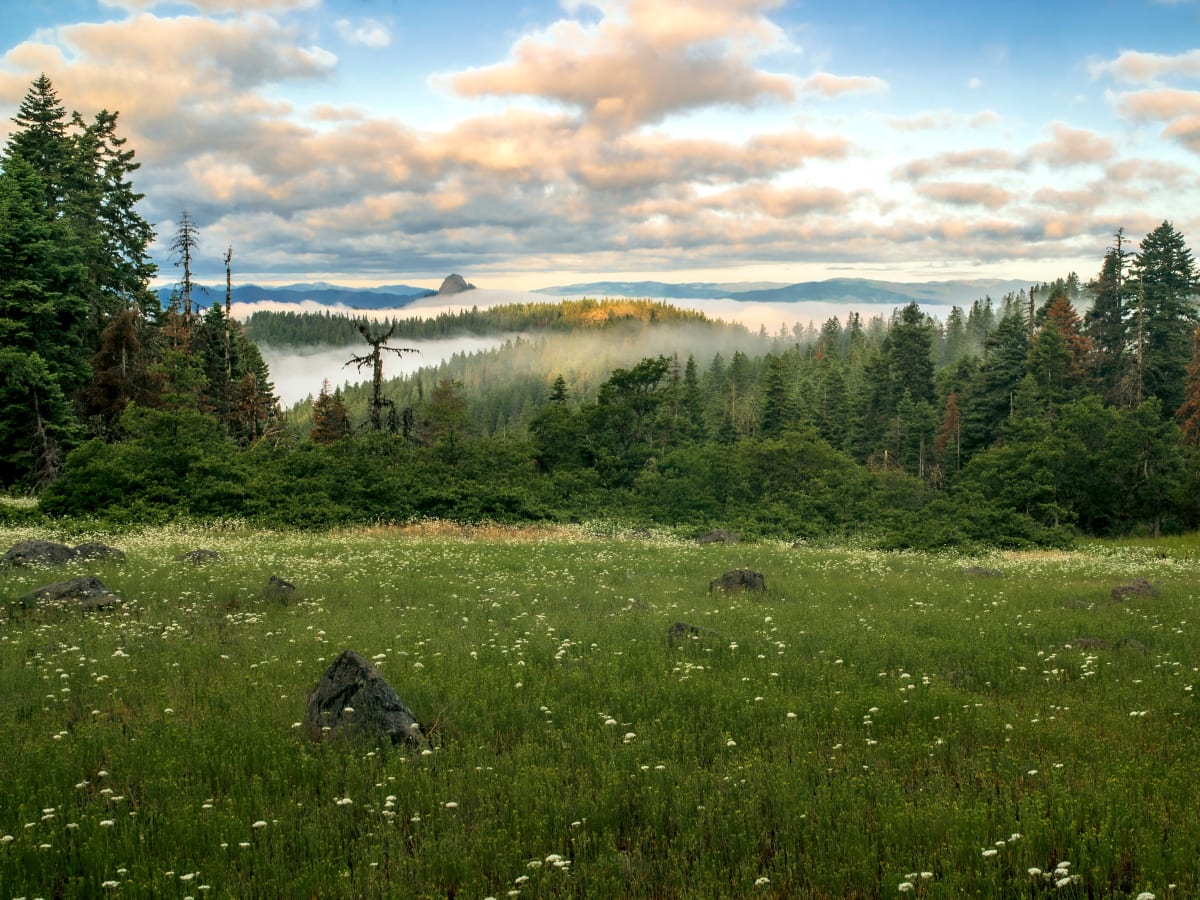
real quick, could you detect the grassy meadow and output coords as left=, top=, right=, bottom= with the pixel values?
left=1, top=522, right=1197, bottom=899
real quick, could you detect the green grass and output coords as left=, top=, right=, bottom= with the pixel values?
left=1, top=522, right=1196, bottom=898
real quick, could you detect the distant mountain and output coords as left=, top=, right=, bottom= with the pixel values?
left=155, top=283, right=435, bottom=310
left=537, top=277, right=1035, bottom=307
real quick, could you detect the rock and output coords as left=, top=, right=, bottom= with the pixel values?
left=177, top=549, right=222, bottom=565
left=1111, top=578, right=1158, bottom=601
left=1067, top=636, right=1109, bottom=651
left=697, top=529, right=739, bottom=545
left=4, top=540, right=78, bottom=566
left=1115, top=637, right=1147, bottom=653
left=667, top=621, right=719, bottom=646
left=18, top=575, right=120, bottom=611
left=709, top=569, right=766, bottom=594
left=304, top=650, right=423, bottom=747
left=262, top=575, right=296, bottom=602
left=73, top=542, right=126, bottom=562
left=437, top=273, right=475, bottom=295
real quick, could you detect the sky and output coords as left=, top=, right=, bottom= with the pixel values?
left=2, top=0, right=1200, bottom=292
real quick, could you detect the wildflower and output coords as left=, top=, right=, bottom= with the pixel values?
left=726, top=739, right=737, bottom=747
left=898, top=883, right=914, bottom=894
left=444, top=801, right=458, bottom=809
left=754, top=876, right=770, bottom=886
left=1028, top=868, right=1042, bottom=877
left=920, top=872, right=933, bottom=880
left=786, top=712, right=797, bottom=719
left=336, top=798, right=352, bottom=807
left=1136, top=894, right=1155, bottom=900
left=102, top=881, right=119, bottom=889
left=1, top=835, right=13, bottom=843
left=604, top=718, right=617, bottom=727
left=623, top=732, right=636, bottom=743
left=251, top=820, right=267, bottom=829
left=982, top=848, right=999, bottom=858
left=99, top=820, right=115, bottom=827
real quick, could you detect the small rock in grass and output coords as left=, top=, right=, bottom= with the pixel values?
left=17, top=575, right=120, bottom=611
left=709, top=569, right=766, bottom=594
left=177, top=549, right=222, bottom=565
left=261, top=575, right=296, bottom=602
left=1111, top=578, right=1158, bottom=601
left=697, top=529, right=740, bottom=545
left=304, top=650, right=423, bottom=747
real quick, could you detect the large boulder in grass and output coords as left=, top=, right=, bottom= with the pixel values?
left=709, top=569, right=767, bottom=594
left=4, top=540, right=78, bottom=567
left=17, top=575, right=120, bottom=611
left=304, top=650, right=423, bottom=746
left=73, top=542, right=125, bottom=562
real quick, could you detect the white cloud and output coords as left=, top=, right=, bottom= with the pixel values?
left=334, top=18, right=391, bottom=49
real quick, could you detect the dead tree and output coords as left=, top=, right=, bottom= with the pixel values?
left=345, top=320, right=417, bottom=431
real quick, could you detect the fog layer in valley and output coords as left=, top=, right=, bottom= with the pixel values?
left=259, top=336, right=513, bottom=407
left=243, top=288, right=963, bottom=407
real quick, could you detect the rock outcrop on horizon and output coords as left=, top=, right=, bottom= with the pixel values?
left=437, top=273, right=476, bottom=295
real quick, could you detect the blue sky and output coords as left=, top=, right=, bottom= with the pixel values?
left=2, top=0, right=1199, bottom=290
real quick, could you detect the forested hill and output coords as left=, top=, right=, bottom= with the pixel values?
left=243, top=298, right=716, bottom=347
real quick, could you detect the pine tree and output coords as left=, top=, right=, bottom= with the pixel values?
left=1084, top=243, right=1130, bottom=405
left=311, top=380, right=352, bottom=444
left=1129, top=221, right=1200, bottom=414
left=1177, top=329, right=1200, bottom=448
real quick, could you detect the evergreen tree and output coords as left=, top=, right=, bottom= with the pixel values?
left=4, top=74, right=72, bottom=212
left=1129, top=221, right=1199, bottom=414
left=311, top=380, right=352, bottom=444
left=0, top=349, right=78, bottom=489
left=0, top=155, right=89, bottom=398
left=960, top=306, right=1031, bottom=455
left=1084, top=244, right=1130, bottom=405
left=1177, top=330, right=1200, bottom=448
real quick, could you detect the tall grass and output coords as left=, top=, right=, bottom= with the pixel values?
left=1, top=523, right=1196, bottom=898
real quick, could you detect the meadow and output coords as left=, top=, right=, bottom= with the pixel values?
left=1, top=522, right=1197, bottom=899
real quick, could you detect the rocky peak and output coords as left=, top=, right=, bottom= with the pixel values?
left=437, top=273, right=476, bottom=295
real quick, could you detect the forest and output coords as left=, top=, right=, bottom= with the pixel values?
left=3, top=77, right=1200, bottom=547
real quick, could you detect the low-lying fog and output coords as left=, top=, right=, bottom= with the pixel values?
left=239, top=289, right=959, bottom=408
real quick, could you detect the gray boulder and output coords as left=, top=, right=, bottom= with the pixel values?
left=177, top=549, right=222, bottom=565
left=4, top=540, right=77, bottom=566
left=73, top=542, right=125, bottom=562
left=261, top=575, right=296, bottom=602
left=667, top=621, right=720, bottom=646
left=1112, top=578, right=1158, bottom=601
left=709, top=569, right=767, bottom=594
left=304, top=649, right=423, bottom=747
left=18, top=575, right=120, bottom=611
left=697, top=529, right=739, bottom=545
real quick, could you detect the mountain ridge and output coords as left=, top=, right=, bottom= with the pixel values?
left=158, top=276, right=1039, bottom=312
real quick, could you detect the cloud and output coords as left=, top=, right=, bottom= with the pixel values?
left=334, top=18, right=391, bottom=49
left=967, top=77, right=983, bottom=90
left=101, top=0, right=317, bottom=10
left=893, top=149, right=1018, bottom=181
left=886, top=109, right=999, bottom=131
left=443, top=0, right=796, bottom=130
left=1111, top=87, right=1200, bottom=153
left=1090, top=48, right=1200, bottom=84
left=915, top=182, right=1012, bottom=210
left=1024, top=123, right=1114, bottom=166
left=798, top=73, right=888, bottom=97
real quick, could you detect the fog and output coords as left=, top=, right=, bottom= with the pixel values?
left=245, top=288, right=963, bottom=408
left=259, top=336, right=513, bottom=407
